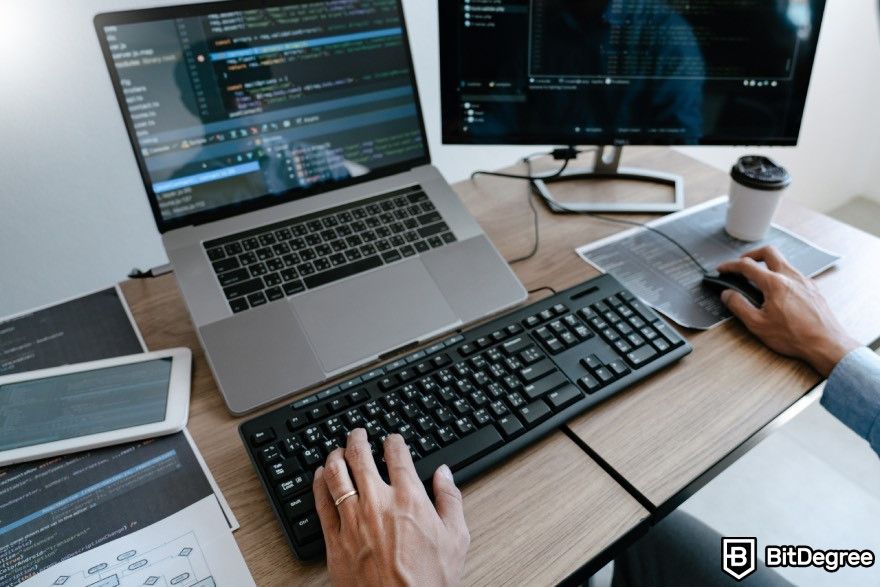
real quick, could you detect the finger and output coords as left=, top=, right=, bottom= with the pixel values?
left=714, top=258, right=773, bottom=291
left=313, top=466, right=340, bottom=537
left=344, top=428, right=384, bottom=500
left=740, top=246, right=796, bottom=275
left=721, top=289, right=762, bottom=329
left=433, top=465, right=468, bottom=535
left=383, top=434, right=424, bottom=491
left=323, top=448, right=359, bottom=527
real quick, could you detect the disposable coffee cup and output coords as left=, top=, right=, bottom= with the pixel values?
left=725, top=156, right=791, bottom=241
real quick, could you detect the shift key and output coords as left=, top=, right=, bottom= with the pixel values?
left=223, top=278, right=264, bottom=300
left=414, top=426, right=502, bottom=481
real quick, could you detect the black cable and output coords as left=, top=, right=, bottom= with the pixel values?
left=473, top=149, right=596, bottom=265
left=505, top=186, right=541, bottom=264
left=522, top=157, right=711, bottom=275
left=471, top=157, right=572, bottom=182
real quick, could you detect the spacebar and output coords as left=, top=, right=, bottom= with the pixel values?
left=415, top=427, right=504, bottom=482
left=303, top=256, right=383, bottom=289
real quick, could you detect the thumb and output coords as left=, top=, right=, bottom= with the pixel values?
left=433, top=465, right=467, bottom=533
left=721, top=289, right=760, bottom=329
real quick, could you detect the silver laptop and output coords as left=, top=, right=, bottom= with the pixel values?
left=95, top=0, right=526, bottom=414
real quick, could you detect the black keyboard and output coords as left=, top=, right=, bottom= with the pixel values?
left=239, top=274, right=691, bottom=560
left=203, top=185, right=456, bottom=314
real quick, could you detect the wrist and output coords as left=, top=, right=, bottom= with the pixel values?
left=808, top=333, right=861, bottom=377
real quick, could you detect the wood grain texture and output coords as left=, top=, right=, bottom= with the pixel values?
left=120, top=278, right=647, bottom=586
left=452, top=146, right=880, bottom=507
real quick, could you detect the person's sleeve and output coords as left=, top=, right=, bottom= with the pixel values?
left=820, top=347, right=880, bottom=456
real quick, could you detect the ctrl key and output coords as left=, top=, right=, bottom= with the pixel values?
left=291, top=512, right=322, bottom=545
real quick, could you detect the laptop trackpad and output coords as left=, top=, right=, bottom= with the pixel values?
left=291, top=259, right=460, bottom=373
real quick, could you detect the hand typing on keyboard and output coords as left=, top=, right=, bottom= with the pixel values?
left=313, top=428, right=470, bottom=586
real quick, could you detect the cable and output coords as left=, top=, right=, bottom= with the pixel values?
left=472, top=148, right=595, bottom=265
left=471, top=156, right=572, bottom=182
left=520, top=156, right=711, bottom=275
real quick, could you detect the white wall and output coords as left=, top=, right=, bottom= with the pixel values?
left=1, top=0, right=879, bottom=318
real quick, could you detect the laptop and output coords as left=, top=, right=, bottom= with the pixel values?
left=94, top=0, right=526, bottom=414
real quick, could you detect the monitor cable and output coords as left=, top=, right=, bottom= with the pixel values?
left=471, top=150, right=710, bottom=275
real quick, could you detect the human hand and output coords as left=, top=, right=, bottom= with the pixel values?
left=313, top=428, right=470, bottom=587
left=717, top=246, right=859, bottom=377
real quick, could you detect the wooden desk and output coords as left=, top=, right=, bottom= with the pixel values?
left=121, top=146, right=880, bottom=585
left=121, top=280, right=647, bottom=585
left=455, top=147, right=880, bottom=508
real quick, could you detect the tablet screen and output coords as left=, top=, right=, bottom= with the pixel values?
left=0, top=359, right=172, bottom=452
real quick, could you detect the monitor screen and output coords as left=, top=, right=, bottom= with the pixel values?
left=96, top=0, right=428, bottom=232
left=0, top=360, right=171, bottom=452
left=440, top=0, right=826, bottom=146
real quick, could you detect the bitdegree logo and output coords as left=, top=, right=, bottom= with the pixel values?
left=766, top=545, right=875, bottom=573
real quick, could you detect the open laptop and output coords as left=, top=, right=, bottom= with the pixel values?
left=94, top=0, right=526, bottom=414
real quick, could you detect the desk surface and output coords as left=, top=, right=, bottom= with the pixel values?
left=455, top=147, right=880, bottom=507
left=122, top=272, right=647, bottom=582
left=121, top=147, right=880, bottom=585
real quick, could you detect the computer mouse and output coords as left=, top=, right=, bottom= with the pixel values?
left=702, top=270, right=765, bottom=308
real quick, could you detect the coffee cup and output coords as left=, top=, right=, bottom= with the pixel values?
left=725, top=156, right=791, bottom=242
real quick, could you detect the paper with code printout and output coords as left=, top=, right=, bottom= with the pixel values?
left=576, top=197, right=840, bottom=330
left=0, top=287, right=244, bottom=586
left=0, top=286, right=145, bottom=375
left=0, top=434, right=247, bottom=587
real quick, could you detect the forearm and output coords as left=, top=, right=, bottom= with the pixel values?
left=820, top=347, right=880, bottom=456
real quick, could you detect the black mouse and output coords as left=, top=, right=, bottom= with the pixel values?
left=702, top=271, right=765, bottom=307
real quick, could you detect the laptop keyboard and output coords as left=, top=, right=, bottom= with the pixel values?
left=203, top=186, right=457, bottom=314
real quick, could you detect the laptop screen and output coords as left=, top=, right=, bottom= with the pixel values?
left=96, top=0, right=428, bottom=231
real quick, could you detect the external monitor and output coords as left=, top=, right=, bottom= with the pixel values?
left=440, top=0, right=827, bottom=147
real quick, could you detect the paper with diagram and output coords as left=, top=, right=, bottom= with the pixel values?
left=18, top=496, right=254, bottom=587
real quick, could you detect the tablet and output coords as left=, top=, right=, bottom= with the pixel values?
left=0, top=347, right=191, bottom=466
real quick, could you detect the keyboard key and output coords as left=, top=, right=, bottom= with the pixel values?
left=284, top=493, right=315, bottom=521
left=518, top=400, right=551, bottom=427
left=595, top=366, right=614, bottom=383
left=581, top=355, right=602, bottom=371
left=418, top=222, right=449, bottom=238
left=251, top=429, right=275, bottom=446
left=229, top=297, right=249, bottom=313
left=414, top=426, right=503, bottom=481
left=497, top=414, right=525, bottom=439
left=218, top=268, right=251, bottom=287
left=224, top=278, right=264, bottom=301
left=578, top=374, right=601, bottom=393
left=206, top=247, right=225, bottom=261
left=291, top=512, right=321, bottom=544
left=519, top=360, right=556, bottom=383
left=547, top=385, right=582, bottom=410
left=626, top=345, right=659, bottom=367
left=268, top=458, right=301, bottom=482
left=522, top=371, right=568, bottom=400
left=303, top=256, right=383, bottom=289
left=277, top=472, right=310, bottom=499
left=283, top=280, right=305, bottom=296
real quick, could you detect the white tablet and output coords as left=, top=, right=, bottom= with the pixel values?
left=0, top=347, right=191, bottom=467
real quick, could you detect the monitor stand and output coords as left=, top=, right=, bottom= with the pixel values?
left=531, top=146, right=685, bottom=214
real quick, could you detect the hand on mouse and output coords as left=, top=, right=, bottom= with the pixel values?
left=717, top=246, right=859, bottom=377
left=313, top=428, right=470, bottom=587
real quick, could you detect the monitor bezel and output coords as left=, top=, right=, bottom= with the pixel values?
left=94, top=0, right=431, bottom=234
left=438, top=0, right=826, bottom=149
